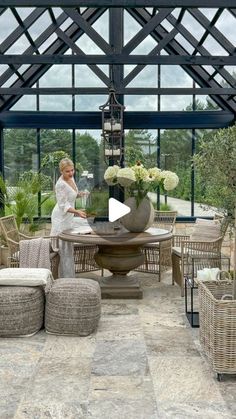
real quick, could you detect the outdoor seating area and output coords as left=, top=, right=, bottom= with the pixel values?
left=0, top=213, right=235, bottom=418
left=1, top=270, right=236, bottom=418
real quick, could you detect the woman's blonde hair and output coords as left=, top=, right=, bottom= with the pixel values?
left=59, top=158, right=74, bottom=173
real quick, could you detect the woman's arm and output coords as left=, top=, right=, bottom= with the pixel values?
left=66, top=207, right=86, bottom=218
left=56, top=182, right=86, bottom=218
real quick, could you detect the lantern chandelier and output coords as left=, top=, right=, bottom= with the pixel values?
left=99, top=86, right=125, bottom=166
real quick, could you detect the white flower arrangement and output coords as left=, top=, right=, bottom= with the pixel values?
left=104, top=162, right=179, bottom=206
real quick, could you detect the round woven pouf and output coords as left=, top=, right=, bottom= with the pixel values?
left=45, top=278, right=101, bottom=336
left=0, top=286, right=44, bottom=337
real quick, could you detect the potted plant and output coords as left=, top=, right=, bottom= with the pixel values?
left=194, top=125, right=236, bottom=223
left=0, top=170, right=51, bottom=232
left=194, top=125, right=236, bottom=380
left=194, top=125, right=236, bottom=292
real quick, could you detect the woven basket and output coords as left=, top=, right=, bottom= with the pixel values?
left=198, top=280, right=236, bottom=376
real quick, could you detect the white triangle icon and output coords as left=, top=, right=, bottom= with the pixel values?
left=108, top=198, right=131, bottom=222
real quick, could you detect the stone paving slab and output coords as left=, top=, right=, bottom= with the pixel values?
left=1, top=271, right=236, bottom=419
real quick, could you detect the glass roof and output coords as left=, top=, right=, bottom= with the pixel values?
left=0, top=5, right=234, bottom=114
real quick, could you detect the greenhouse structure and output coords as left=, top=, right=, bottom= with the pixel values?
left=0, top=2, right=235, bottom=418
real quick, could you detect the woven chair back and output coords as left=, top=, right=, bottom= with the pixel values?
left=154, top=210, right=177, bottom=232
left=0, top=215, right=20, bottom=245
left=214, top=213, right=229, bottom=238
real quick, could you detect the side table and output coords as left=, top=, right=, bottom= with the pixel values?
left=185, top=275, right=199, bottom=328
left=185, top=255, right=231, bottom=328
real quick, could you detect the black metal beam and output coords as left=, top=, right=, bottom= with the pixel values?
left=0, top=8, right=46, bottom=54
left=0, top=110, right=234, bottom=129
left=166, top=11, right=236, bottom=89
left=55, top=28, right=109, bottom=86
left=122, top=27, right=178, bottom=87
left=129, top=8, right=236, bottom=113
left=1, top=55, right=236, bottom=65
left=0, top=7, right=107, bottom=111
left=189, top=9, right=234, bottom=55
left=63, top=8, right=112, bottom=54
left=0, top=1, right=235, bottom=7
left=122, top=8, right=173, bottom=54
left=0, top=87, right=235, bottom=95
left=0, top=10, right=68, bottom=89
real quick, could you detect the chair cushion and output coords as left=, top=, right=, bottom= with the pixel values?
left=172, top=246, right=181, bottom=257
left=190, top=218, right=221, bottom=241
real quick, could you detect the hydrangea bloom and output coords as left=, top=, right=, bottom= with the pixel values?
left=148, top=167, right=163, bottom=182
left=131, top=165, right=149, bottom=182
left=117, top=167, right=136, bottom=186
left=162, top=170, right=179, bottom=191
left=104, top=165, right=119, bottom=185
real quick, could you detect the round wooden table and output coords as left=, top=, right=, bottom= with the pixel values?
left=59, top=226, right=172, bottom=299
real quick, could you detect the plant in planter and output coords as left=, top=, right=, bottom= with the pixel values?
left=194, top=125, right=236, bottom=222
left=194, top=125, right=236, bottom=298
left=0, top=170, right=51, bottom=231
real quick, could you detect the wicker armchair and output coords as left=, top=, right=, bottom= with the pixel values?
left=172, top=217, right=229, bottom=296
left=0, top=215, right=59, bottom=279
left=74, top=243, right=100, bottom=274
left=135, top=210, right=177, bottom=280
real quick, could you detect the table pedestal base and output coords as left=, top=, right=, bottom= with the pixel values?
left=100, top=274, right=143, bottom=299
left=94, top=244, right=144, bottom=299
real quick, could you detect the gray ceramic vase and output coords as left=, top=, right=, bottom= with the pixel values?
left=121, top=197, right=155, bottom=233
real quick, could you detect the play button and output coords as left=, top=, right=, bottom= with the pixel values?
left=108, top=198, right=131, bottom=222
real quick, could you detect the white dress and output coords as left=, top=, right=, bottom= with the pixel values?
left=50, top=176, right=78, bottom=278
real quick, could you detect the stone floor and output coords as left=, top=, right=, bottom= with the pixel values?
left=1, top=271, right=236, bottom=419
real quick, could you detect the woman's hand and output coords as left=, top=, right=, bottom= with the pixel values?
left=75, top=209, right=87, bottom=218
left=78, top=191, right=89, bottom=197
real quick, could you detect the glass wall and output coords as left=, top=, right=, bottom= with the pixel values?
left=1, top=6, right=234, bottom=221
left=4, top=129, right=37, bottom=183
left=2, top=126, right=222, bottom=220
left=3, top=128, right=108, bottom=219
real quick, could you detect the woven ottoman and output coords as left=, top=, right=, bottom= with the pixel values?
left=0, top=286, right=44, bottom=337
left=45, top=278, right=101, bottom=336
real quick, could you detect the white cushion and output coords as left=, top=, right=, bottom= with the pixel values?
left=0, top=268, right=53, bottom=293
left=172, top=246, right=181, bottom=256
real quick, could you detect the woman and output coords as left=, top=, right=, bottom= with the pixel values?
left=50, top=158, right=86, bottom=277
left=51, top=158, right=86, bottom=236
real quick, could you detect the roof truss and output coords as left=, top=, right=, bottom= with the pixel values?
left=0, top=5, right=235, bottom=114
left=0, top=1, right=236, bottom=7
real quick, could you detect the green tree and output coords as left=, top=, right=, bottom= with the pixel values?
left=125, top=129, right=156, bottom=167
left=41, top=150, right=70, bottom=187
left=4, top=129, right=37, bottom=183
left=194, top=125, right=236, bottom=219
left=40, top=129, right=72, bottom=157
left=125, top=145, right=144, bottom=166
left=76, top=132, right=100, bottom=184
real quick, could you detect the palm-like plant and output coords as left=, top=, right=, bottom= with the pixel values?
left=0, top=170, right=51, bottom=230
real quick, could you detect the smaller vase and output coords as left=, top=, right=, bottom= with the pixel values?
left=121, top=197, right=154, bottom=233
